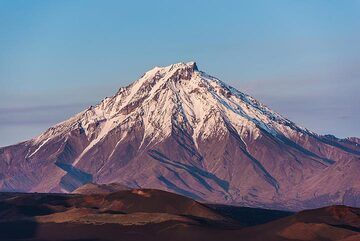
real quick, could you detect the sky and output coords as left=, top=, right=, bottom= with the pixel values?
left=0, top=0, right=360, bottom=147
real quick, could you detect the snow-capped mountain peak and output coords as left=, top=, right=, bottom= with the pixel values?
left=32, top=62, right=306, bottom=163
left=1, top=62, right=359, bottom=210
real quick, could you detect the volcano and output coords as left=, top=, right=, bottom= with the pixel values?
left=1, top=62, right=359, bottom=210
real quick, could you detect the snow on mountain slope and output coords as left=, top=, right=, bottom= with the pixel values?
left=0, top=62, right=359, bottom=210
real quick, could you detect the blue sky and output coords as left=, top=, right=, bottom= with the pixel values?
left=1, top=0, right=360, bottom=146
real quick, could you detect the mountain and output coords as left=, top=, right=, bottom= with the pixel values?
left=0, top=189, right=358, bottom=241
left=0, top=62, right=359, bottom=210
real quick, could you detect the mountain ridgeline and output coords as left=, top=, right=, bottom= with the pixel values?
left=0, top=62, right=359, bottom=210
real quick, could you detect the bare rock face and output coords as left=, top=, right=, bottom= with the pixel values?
left=0, top=62, right=359, bottom=210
